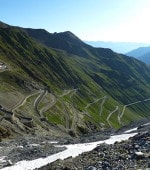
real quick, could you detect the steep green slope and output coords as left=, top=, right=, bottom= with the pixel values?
left=24, top=28, right=150, bottom=103
left=23, top=29, right=91, bottom=58
left=0, top=23, right=150, bottom=139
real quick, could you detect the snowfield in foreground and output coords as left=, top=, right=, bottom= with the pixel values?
left=1, top=132, right=137, bottom=170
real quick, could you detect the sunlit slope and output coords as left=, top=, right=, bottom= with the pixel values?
left=25, top=27, right=150, bottom=104
left=0, top=23, right=150, bottom=138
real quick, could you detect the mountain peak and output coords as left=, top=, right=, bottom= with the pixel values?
left=53, top=31, right=85, bottom=46
left=0, top=21, right=10, bottom=28
left=57, top=31, right=78, bottom=38
left=23, top=28, right=89, bottom=57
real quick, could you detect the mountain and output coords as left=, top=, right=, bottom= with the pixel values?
left=0, top=21, right=150, bottom=139
left=126, top=46, right=150, bottom=64
left=138, top=53, right=150, bottom=64
left=85, top=41, right=150, bottom=54
left=0, top=21, right=10, bottom=28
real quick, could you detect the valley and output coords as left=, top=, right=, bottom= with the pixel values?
left=0, top=21, right=149, bottom=169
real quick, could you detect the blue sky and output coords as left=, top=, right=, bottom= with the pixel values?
left=1, top=0, right=150, bottom=42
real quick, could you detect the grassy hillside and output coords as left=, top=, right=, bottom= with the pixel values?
left=0, top=23, right=150, bottom=138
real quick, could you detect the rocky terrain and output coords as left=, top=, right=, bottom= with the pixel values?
left=38, top=122, right=150, bottom=170
left=0, top=120, right=149, bottom=170
left=0, top=135, right=66, bottom=169
left=0, top=130, right=111, bottom=169
left=0, top=21, right=150, bottom=170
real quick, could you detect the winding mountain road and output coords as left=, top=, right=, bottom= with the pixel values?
left=63, top=103, right=70, bottom=130
left=5, top=90, right=42, bottom=130
left=70, top=104, right=79, bottom=132
left=84, top=96, right=107, bottom=117
left=59, top=89, right=78, bottom=130
left=118, top=98, right=150, bottom=125
left=85, top=98, right=100, bottom=111
left=60, top=89, right=74, bottom=97
left=34, top=89, right=47, bottom=117
left=39, top=94, right=57, bottom=115
left=12, top=90, right=42, bottom=114
left=8, top=87, right=150, bottom=131
left=107, top=106, right=118, bottom=128
left=99, top=96, right=107, bottom=116
left=83, top=96, right=108, bottom=128
left=70, top=89, right=78, bottom=99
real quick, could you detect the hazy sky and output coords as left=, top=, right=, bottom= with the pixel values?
left=1, top=0, right=150, bottom=42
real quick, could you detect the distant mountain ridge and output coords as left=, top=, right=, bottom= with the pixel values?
left=138, top=53, right=150, bottom=64
left=126, top=46, right=150, bottom=64
left=85, top=41, right=150, bottom=54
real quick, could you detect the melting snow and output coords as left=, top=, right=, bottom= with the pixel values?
left=143, top=122, right=150, bottom=126
left=1, top=133, right=137, bottom=170
left=0, top=157, right=7, bottom=163
left=125, top=127, right=138, bottom=133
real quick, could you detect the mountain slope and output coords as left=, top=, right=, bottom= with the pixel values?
left=126, top=46, right=150, bottom=64
left=138, top=53, right=150, bottom=64
left=0, top=22, right=150, bottom=139
left=23, top=28, right=91, bottom=58
left=23, top=28, right=150, bottom=102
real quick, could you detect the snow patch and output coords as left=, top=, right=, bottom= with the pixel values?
left=125, top=127, right=138, bottom=133
left=29, top=144, right=39, bottom=147
left=135, top=151, right=144, bottom=156
left=143, top=122, right=150, bottom=126
left=0, top=156, right=7, bottom=163
left=1, top=133, right=137, bottom=170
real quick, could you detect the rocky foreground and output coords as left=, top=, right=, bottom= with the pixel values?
left=0, top=120, right=149, bottom=170
left=38, top=124, right=150, bottom=170
left=0, top=135, right=68, bottom=169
